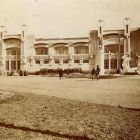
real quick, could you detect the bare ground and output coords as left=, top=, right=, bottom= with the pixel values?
left=0, top=75, right=140, bottom=108
left=0, top=75, right=140, bottom=139
left=0, top=92, right=140, bottom=140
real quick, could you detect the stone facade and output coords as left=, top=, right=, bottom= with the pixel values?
left=0, top=27, right=140, bottom=75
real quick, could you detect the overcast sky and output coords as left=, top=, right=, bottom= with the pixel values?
left=0, top=0, right=140, bottom=38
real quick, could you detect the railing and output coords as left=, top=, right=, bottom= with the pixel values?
left=72, top=54, right=89, bottom=60
left=6, top=55, right=20, bottom=61
left=104, top=53, right=124, bottom=59
left=34, top=55, right=50, bottom=60
left=53, top=54, right=69, bottom=60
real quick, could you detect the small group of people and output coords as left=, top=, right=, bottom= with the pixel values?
left=91, top=65, right=100, bottom=80
left=7, top=70, right=28, bottom=76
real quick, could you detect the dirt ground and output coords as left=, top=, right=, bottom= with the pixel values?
left=0, top=75, right=140, bottom=139
left=0, top=75, right=140, bottom=108
left=0, top=92, right=140, bottom=140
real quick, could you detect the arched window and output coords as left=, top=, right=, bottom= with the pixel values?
left=6, top=48, right=20, bottom=55
left=35, top=47, right=48, bottom=55
left=74, top=46, right=89, bottom=54
left=104, top=44, right=124, bottom=53
left=55, top=47, right=68, bottom=54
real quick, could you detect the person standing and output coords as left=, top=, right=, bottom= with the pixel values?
left=58, top=68, right=63, bottom=80
left=96, top=65, right=100, bottom=80
left=91, top=67, right=96, bottom=80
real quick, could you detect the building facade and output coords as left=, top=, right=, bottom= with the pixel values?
left=0, top=26, right=140, bottom=75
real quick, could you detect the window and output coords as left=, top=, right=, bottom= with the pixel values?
left=55, top=47, right=68, bottom=54
left=6, top=61, right=9, bottom=70
left=83, top=60, right=89, bottom=63
left=74, top=46, right=89, bottom=54
left=35, top=47, right=48, bottom=55
left=74, top=60, right=80, bottom=63
left=63, top=60, right=68, bottom=64
left=36, top=60, right=40, bottom=64
left=55, top=60, right=60, bottom=64
left=11, top=61, right=16, bottom=70
left=105, top=45, right=124, bottom=54
left=104, top=59, right=109, bottom=69
left=44, top=60, right=49, bottom=64
left=111, top=59, right=117, bottom=69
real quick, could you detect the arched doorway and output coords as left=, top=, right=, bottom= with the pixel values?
left=104, top=44, right=124, bottom=73
left=4, top=38, right=21, bottom=72
left=6, top=47, right=21, bottom=71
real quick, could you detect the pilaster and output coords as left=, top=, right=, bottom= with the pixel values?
left=1, top=40, right=6, bottom=74
left=89, top=31, right=98, bottom=71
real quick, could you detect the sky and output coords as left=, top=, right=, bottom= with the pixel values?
left=0, top=0, right=140, bottom=38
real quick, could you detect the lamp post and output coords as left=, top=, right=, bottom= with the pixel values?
left=122, top=18, right=131, bottom=72
left=21, top=24, right=27, bottom=39
left=123, top=17, right=131, bottom=55
left=0, top=25, right=6, bottom=75
left=0, top=26, right=5, bottom=39
left=97, top=19, right=105, bottom=75
left=20, top=24, right=27, bottom=72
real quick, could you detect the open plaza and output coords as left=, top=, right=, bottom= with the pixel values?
left=0, top=75, right=140, bottom=108
left=0, top=75, right=140, bottom=139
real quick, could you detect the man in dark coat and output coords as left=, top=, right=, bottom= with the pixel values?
left=91, top=67, right=96, bottom=80
left=96, top=65, right=100, bottom=80
left=58, top=68, right=63, bottom=80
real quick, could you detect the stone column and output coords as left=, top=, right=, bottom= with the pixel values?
left=48, top=46, right=55, bottom=68
left=137, top=56, right=140, bottom=73
left=117, top=52, right=119, bottom=69
left=20, top=25, right=28, bottom=72
left=108, top=51, right=111, bottom=73
left=99, top=43, right=105, bottom=75
left=40, top=57, right=44, bottom=66
left=16, top=51, right=18, bottom=71
left=68, top=43, right=74, bottom=66
left=9, top=55, right=11, bottom=72
left=122, top=18, right=131, bottom=72
left=1, top=40, right=6, bottom=74
left=89, top=31, right=98, bottom=71
left=20, top=40, right=25, bottom=71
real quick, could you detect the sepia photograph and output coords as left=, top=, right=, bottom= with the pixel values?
left=0, top=0, right=140, bottom=139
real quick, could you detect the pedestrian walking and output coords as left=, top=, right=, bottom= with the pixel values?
left=96, top=65, right=100, bottom=80
left=91, top=67, right=96, bottom=80
left=58, top=68, right=63, bottom=80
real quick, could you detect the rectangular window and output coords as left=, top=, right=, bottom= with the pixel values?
left=74, top=60, right=80, bottom=63
left=18, top=61, right=20, bottom=70
left=104, top=59, right=109, bottom=69
left=11, top=61, right=16, bottom=70
left=44, top=60, right=49, bottom=64
left=83, top=60, right=89, bottom=63
left=111, top=59, right=117, bottom=69
left=55, top=60, right=60, bottom=64
left=35, top=60, right=40, bottom=64
left=6, top=61, right=9, bottom=70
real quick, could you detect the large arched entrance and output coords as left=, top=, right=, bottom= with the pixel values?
left=104, top=44, right=124, bottom=73
left=4, top=38, right=21, bottom=72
